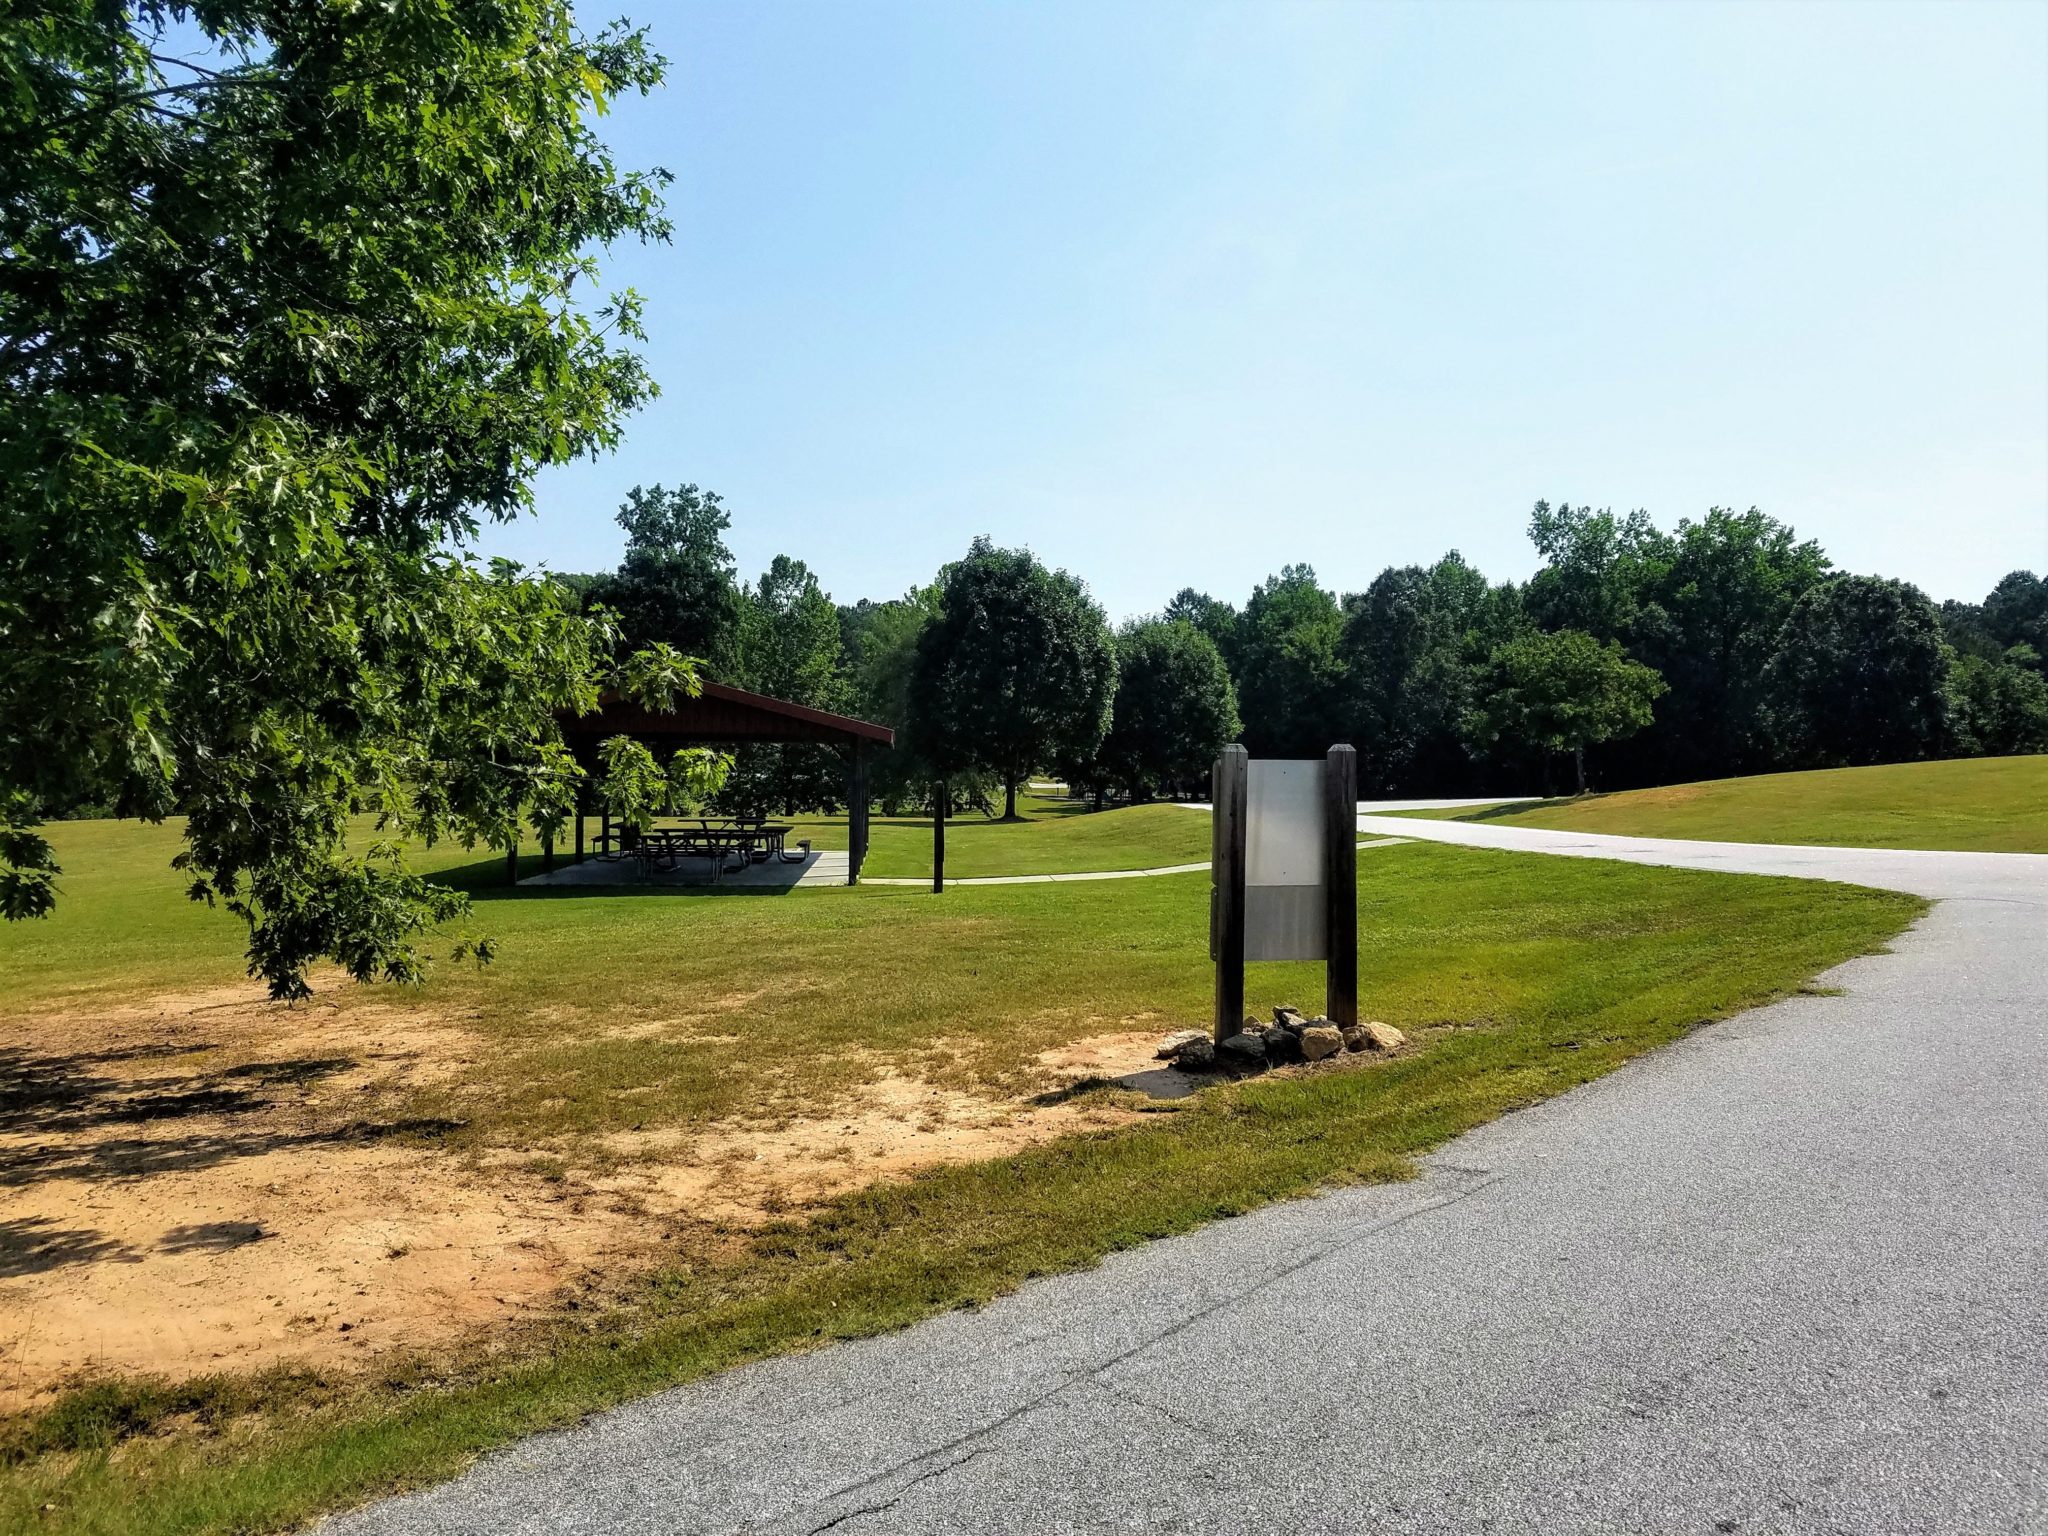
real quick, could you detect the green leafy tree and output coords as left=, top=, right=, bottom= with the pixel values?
left=839, top=584, right=992, bottom=813
left=1948, top=649, right=2048, bottom=757
left=1162, top=588, right=1241, bottom=670
left=1522, top=502, right=1670, bottom=643
left=1340, top=553, right=1509, bottom=793
left=0, top=2, right=671, bottom=993
left=1232, top=566, right=1348, bottom=758
left=586, top=484, right=744, bottom=676
left=1982, top=571, right=2048, bottom=670
left=908, top=539, right=1116, bottom=820
left=1625, top=508, right=1832, bottom=781
left=1938, top=598, right=2003, bottom=663
left=722, top=555, right=849, bottom=813
left=1764, top=576, right=1953, bottom=768
left=1092, top=620, right=1241, bottom=801
left=595, top=736, right=731, bottom=836
left=738, top=556, right=849, bottom=708
left=1470, top=630, right=1667, bottom=794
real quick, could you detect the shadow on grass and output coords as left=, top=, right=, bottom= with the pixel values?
left=156, top=1221, right=274, bottom=1255
left=1026, top=1066, right=1201, bottom=1105
left=0, top=1217, right=142, bottom=1278
left=0, top=1043, right=464, bottom=1191
left=1443, top=795, right=1592, bottom=823
left=427, top=854, right=810, bottom=902
left=0, top=1047, right=356, bottom=1138
left=0, top=1118, right=466, bottom=1192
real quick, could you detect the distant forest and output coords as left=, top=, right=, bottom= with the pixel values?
left=556, top=489, right=2048, bottom=813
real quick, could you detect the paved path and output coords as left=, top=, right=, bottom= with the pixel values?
left=860, top=838, right=1408, bottom=887
left=328, top=825, right=2048, bottom=1536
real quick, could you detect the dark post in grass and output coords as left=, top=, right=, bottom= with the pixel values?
left=933, top=780, right=947, bottom=894
left=1211, top=744, right=1248, bottom=1040
left=845, top=742, right=871, bottom=885
left=573, top=781, right=586, bottom=864
left=1323, top=743, right=1358, bottom=1028
left=505, top=839, right=518, bottom=885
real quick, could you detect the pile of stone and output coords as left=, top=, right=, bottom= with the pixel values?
left=1156, top=1007, right=1407, bottom=1073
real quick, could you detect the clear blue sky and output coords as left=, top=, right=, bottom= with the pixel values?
left=476, top=0, right=2048, bottom=619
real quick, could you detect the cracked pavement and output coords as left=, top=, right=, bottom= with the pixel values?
left=323, top=824, right=2048, bottom=1535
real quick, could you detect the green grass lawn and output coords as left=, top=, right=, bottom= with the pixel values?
left=0, top=812, right=1922, bottom=1535
left=0, top=795, right=1208, bottom=1009
left=1394, top=756, right=2048, bottom=854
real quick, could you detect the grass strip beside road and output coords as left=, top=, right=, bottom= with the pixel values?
left=1, top=851, right=1920, bottom=1536
left=1393, top=756, right=2048, bottom=854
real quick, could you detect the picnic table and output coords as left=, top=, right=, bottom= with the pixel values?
left=631, top=819, right=798, bottom=880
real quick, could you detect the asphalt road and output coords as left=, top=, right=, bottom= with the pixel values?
left=326, top=822, right=2048, bottom=1536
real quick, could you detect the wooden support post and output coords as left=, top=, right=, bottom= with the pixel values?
left=846, top=745, right=870, bottom=885
left=1212, top=744, right=1248, bottom=1042
left=857, top=749, right=870, bottom=882
left=933, top=781, right=947, bottom=894
left=573, top=783, right=586, bottom=864
left=505, top=840, right=518, bottom=885
left=1323, top=743, right=1359, bottom=1028
left=600, top=809, right=610, bottom=859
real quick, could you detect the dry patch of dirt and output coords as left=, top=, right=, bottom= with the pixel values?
left=588, top=1031, right=1169, bottom=1226
left=0, top=985, right=1178, bottom=1412
left=0, top=1143, right=628, bottom=1412
left=591, top=989, right=771, bottom=1043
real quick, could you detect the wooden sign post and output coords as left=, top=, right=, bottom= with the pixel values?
left=1210, top=743, right=1358, bottom=1039
left=1211, top=745, right=1248, bottom=1039
left=1322, top=743, right=1358, bottom=1027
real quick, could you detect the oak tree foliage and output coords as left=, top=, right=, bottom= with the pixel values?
left=1470, top=629, right=1667, bottom=795
left=1764, top=576, right=1954, bottom=769
left=1, top=1, right=675, bottom=994
left=907, top=538, right=1115, bottom=820
left=1089, top=619, right=1240, bottom=801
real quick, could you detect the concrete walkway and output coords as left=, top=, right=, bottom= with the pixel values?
left=860, top=838, right=1408, bottom=887
left=520, top=849, right=851, bottom=890
left=327, top=824, right=2048, bottom=1536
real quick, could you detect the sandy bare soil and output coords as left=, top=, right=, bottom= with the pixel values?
left=0, top=985, right=1158, bottom=1412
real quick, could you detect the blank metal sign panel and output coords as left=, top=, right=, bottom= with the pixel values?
left=1244, top=759, right=1327, bottom=961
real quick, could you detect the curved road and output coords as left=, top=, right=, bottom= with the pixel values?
left=328, top=820, right=2048, bottom=1536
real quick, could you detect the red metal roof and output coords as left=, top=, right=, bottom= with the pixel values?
left=558, top=680, right=895, bottom=749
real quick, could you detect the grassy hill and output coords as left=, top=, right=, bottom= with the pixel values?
left=1399, top=756, right=2048, bottom=853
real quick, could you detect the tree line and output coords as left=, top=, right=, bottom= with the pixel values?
left=563, top=488, right=2048, bottom=815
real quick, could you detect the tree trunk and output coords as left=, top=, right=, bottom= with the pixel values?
left=1004, top=775, right=1018, bottom=821
left=1573, top=744, right=1587, bottom=796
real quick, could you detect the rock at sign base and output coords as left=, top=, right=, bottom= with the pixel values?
left=1262, top=1027, right=1301, bottom=1065
left=1172, top=1037, right=1218, bottom=1071
left=1299, top=1024, right=1344, bottom=1061
left=1156, top=1029, right=1207, bottom=1060
left=1354, top=1021, right=1406, bottom=1051
left=1273, top=1005, right=1306, bottom=1030
left=1218, top=1032, right=1268, bottom=1069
